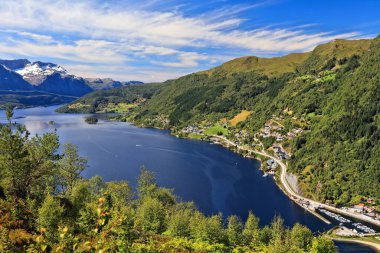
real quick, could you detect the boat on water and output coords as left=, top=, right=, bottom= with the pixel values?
left=319, top=209, right=377, bottom=234
left=352, top=223, right=376, bottom=233
left=319, top=209, right=351, bottom=223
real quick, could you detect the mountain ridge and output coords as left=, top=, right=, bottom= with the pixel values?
left=0, top=59, right=143, bottom=106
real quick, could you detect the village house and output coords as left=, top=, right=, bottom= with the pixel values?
left=292, top=128, right=303, bottom=134
left=352, top=203, right=365, bottom=213
left=272, top=144, right=290, bottom=160
left=265, top=159, right=278, bottom=174
left=182, top=125, right=203, bottom=134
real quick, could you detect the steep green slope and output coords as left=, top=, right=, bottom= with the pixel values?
left=132, top=37, right=379, bottom=206
left=298, top=39, right=371, bottom=73
left=203, top=52, right=310, bottom=77
left=288, top=37, right=380, bottom=204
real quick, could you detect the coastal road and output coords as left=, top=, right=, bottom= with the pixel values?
left=212, top=135, right=380, bottom=227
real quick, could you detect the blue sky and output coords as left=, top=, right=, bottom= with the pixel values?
left=0, top=0, right=379, bottom=82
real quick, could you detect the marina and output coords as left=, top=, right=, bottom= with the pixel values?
left=318, top=209, right=378, bottom=234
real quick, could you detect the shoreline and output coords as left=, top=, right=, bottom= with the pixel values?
left=56, top=109, right=380, bottom=229
left=331, top=237, right=380, bottom=252
left=209, top=135, right=332, bottom=224
left=209, top=134, right=380, bottom=229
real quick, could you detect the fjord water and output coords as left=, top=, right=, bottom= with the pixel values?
left=334, top=241, right=377, bottom=253
left=2, top=106, right=378, bottom=252
left=0, top=106, right=339, bottom=232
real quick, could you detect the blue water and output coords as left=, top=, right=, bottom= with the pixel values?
left=1, top=106, right=326, bottom=228
left=0, top=106, right=377, bottom=252
left=334, top=241, right=377, bottom=253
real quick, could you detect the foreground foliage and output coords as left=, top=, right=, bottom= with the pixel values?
left=0, top=106, right=336, bottom=252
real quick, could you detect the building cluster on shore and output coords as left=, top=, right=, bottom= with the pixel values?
left=182, top=125, right=203, bottom=135
left=259, top=114, right=306, bottom=142
left=265, top=159, right=278, bottom=175
left=178, top=112, right=380, bottom=231
left=346, top=202, right=380, bottom=221
left=272, top=144, right=291, bottom=160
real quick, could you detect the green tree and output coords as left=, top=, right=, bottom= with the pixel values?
left=0, top=227, right=12, bottom=253
left=205, top=214, right=226, bottom=244
left=0, top=105, right=59, bottom=206
left=25, top=132, right=59, bottom=200
left=0, top=107, right=30, bottom=200
left=137, top=166, right=157, bottom=198
left=37, top=195, right=64, bottom=242
left=69, top=180, right=92, bottom=218
left=290, top=223, right=313, bottom=251
left=89, top=175, right=105, bottom=195
left=58, top=144, right=87, bottom=194
left=135, top=196, right=166, bottom=233
left=227, top=215, right=243, bottom=246
left=243, top=211, right=260, bottom=247
left=166, top=204, right=194, bottom=237
left=259, top=226, right=272, bottom=245
left=310, top=236, right=337, bottom=253
left=189, top=211, right=208, bottom=241
left=268, top=236, right=290, bottom=253
left=154, top=187, right=176, bottom=207
left=107, top=181, right=133, bottom=207
left=270, top=215, right=285, bottom=241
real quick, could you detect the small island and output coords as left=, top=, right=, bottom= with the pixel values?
left=85, top=116, right=98, bottom=124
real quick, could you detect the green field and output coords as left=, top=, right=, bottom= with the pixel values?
left=188, top=133, right=203, bottom=139
left=204, top=124, right=228, bottom=136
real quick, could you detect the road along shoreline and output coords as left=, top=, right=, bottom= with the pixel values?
left=211, top=135, right=380, bottom=228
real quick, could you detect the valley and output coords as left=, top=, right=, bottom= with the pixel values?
left=53, top=37, right=380, bottom=249
left=59, top=37, right=380, bottom=217
left=1, top=1, right=380, bottom=252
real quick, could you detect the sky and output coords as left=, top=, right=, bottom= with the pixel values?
left=0, top=0, right=379, bottom=82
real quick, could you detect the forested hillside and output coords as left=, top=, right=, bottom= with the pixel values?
left=0, top=106, right=335, bottom=252
left=56, top=83, right=162, bottom=113
left=131, top=37, right=379, bottom=206
left=58, top=37, right=380, bottom=207
left=0, top=91, right=76, bottom=109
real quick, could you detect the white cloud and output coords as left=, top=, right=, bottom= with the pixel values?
left=0, top=0, right=359, bottom=51
left=65, top=63, right=189, bottom=82
left=152, top=52, right=210, bottom=68
left=0, top=0, right=363, bottom=81
left=7, top=30, right=54, bottom=43
left=0, top=37, right=126, bottom=64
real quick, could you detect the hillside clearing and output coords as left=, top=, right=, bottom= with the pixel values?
left=230, top=110, right=252, bottom=126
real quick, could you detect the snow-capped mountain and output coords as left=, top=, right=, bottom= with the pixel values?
left=15, top=61, right=69, bottom=85
left=0, top=59, right=143, bottom=97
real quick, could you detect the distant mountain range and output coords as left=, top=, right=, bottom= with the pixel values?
left=0, top=59, right=143, bottom=97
